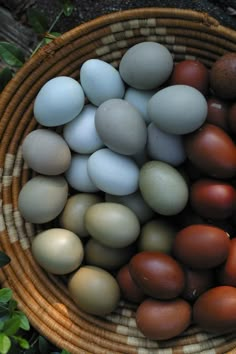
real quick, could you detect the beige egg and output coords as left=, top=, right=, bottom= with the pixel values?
left=68, top=265, right=120, bottom=315
left=85, top=202, right=140, bottom=248
left=18, top=175, right=68, bottom=223
left=85, top=238, right=135, bottom=270
left=32, top=228, right=84, bottom=274
left=22, top=129, right=71, bottom=175
left=60, top=193, right=103, bottom=237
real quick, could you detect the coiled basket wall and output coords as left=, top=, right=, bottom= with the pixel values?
left=0, top=7, right=236, bottom=354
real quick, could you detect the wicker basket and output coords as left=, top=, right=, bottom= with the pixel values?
left=0, top=7, right=236, bottom=354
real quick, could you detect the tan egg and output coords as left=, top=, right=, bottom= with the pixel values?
left=60, top=193, right=103, bottom=237
left=18, top=175, right=68, bottom=224
left=68, top=265, right=120, bottom=316
left=32, top=228, right=84, bottom=275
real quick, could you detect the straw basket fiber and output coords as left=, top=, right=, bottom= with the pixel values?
left=1, top=7, right=236, bottom=354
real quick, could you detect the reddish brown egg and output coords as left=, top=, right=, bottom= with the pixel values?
left=116, top=264, right=145, bottom=303
left=170, top=59, right=209, bottom=95
left=228, top=102, right=236, bottom=135
left=136, top=297, right=192, bottom=340
left=185, top=123, right=236, bottom=179
left=218, top=238, right=236, bottom=286
left=190, top=179, right=236, bottom=220
left=206, top=97, right=229, bottom=131
left=181, top=267, right=215, bottom=302
left=172, top=224, right=230, bottom=269
left=129, top=251, right=185, bottom=299
left=193, top=286, right=236, bottom=333
left=210, top=53, right=236, bottom=100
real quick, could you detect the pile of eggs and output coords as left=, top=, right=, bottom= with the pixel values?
left=18, top=41, right=236, bottom=341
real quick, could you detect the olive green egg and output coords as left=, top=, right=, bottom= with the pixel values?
left=32, top=228, right=84, bottom=275
left=68, top=265, right=120, bottom=316
left=85, top=238, right=135, bottom=270
left=85, top=202, right=140, bottom=248
left=105, top=191, right=154, bottom=224
left=139, top=161, right=189, bottom=215
left=138, top=219, right=176, bottom=254
left=59, top=193, right=103, bottom=237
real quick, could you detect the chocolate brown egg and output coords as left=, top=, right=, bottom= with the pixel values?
left=116, top=264, right=145, bottom=303
left=228, top=102, right=236, bottom=135
left=218, top=238, right=236, bottom=286
left=136, top=298, right=192, bottom=340
left=190, top=179, right=236, bottom=220
left=129, top=251, right=185, bottom=299
left=193, top=286, right=236, bottom=333
left=206, top=97, right=229, bottom=131
left=210, top=53, right=236, bottom=100
left=185, top=123, right=236, bottom=179
left=170, top=59, right=209, bottom=95
left=173, top=224, right=230, bottom=269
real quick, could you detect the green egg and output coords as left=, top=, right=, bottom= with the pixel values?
left=139, top=161, right=189, bottom=215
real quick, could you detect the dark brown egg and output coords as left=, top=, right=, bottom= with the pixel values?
left=218, top=238, right=236, bottom=286
left=193, top=286, right=236, bottom=333
left=129, top=251, right=185, bottom=299
left=210, top=53, right=236, bottom=100
left=206, top=97, right=229, bottom=131
left=170, top=59, right=209, bottom=95
left=136, top=297, right=192, bottom=340
left=172, top=224, right=230, bottom=269
left=190, top=179, right=236, bottom=220
left=181, top=267, right=215, bottom=302
left=228, top=102, right=236, bottom=135
left=116, top=264, right=145, bottom=304
left=185, top=123, right=236, bottom=179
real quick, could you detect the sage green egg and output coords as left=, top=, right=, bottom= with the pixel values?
left=139, top=161, right=189, bottom=215
left=59, top=193, right=103, bottom=237
left=105, top=191, right=154, bottom=224
left=138, top=219, right=177, bottom=254
left=68, top=265, right=120, bottom=316
left=18, top=175, right=68, bottom=224
left=85, top=202, right=140, bottom=248
left=85, top=239, right=135, bottom=270
left=32, top=228, right=84, bottom=275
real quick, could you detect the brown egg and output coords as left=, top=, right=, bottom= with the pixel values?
left=136, top=297, right=192, bottom=340
left=210, top=53, right=236, bottom=100
left=228, top=102, right=236, bottom=135
left=172, top=224, right=230, bottom=269
left=116, top=264, right=145, bottom=304
left=185, top=123, right=236, bottom=179
left=181, top=266, right=215, bottom=302
left=129, top=251, right=185, bottom=299
left=218, top=238, right=236, bottom=286
left=170, top=59, right=209, bottom=95
left=193, top=286, right=236, bottom=333
left=206, top=97, right=229, bottom=131
left=190, top=179, right=236, bottom=220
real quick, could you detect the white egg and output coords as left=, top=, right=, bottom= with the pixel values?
left=65, top=154, right=99, bottom=192
left=80, top=59, right=125, bottom=106
left=34, top=76, right=85, bottom=127
left=147, top=123, right=186, bottom=166
left=87, top=148, right=139, bottom=195
left=148, top=85, right=208, bottom=134
left=124, top=87, right=156, bottom=124
left=63, top=104, right=104, bottom=154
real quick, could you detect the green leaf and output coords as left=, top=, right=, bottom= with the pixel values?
left=60, top=0, right=74, bottom=16
left=0, top=333, right=11, bottom=354
left=61, top=350, right=71, bottom=354
left=0, top=42, right=24, bottom=67
left=0, top=69, right=12, bottom=93
left=39, top=336, right=51, bottom=354
left=3, top=317, right=21, bottom=336
left=0, top=289, right=12, bottom=304
left=0, top=252, right=11, bottom=268
left=27, top=8, right=49, bottom=34
left=12, top=336, right=30, bottom=350
left=14, top=311, right=30, bottom=331
left=8, top=300, right=17, bottom=315
left=43, top=32, right=61, bottom=45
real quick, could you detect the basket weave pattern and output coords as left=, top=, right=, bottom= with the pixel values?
left=1, top=8, right=236, bottom=354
